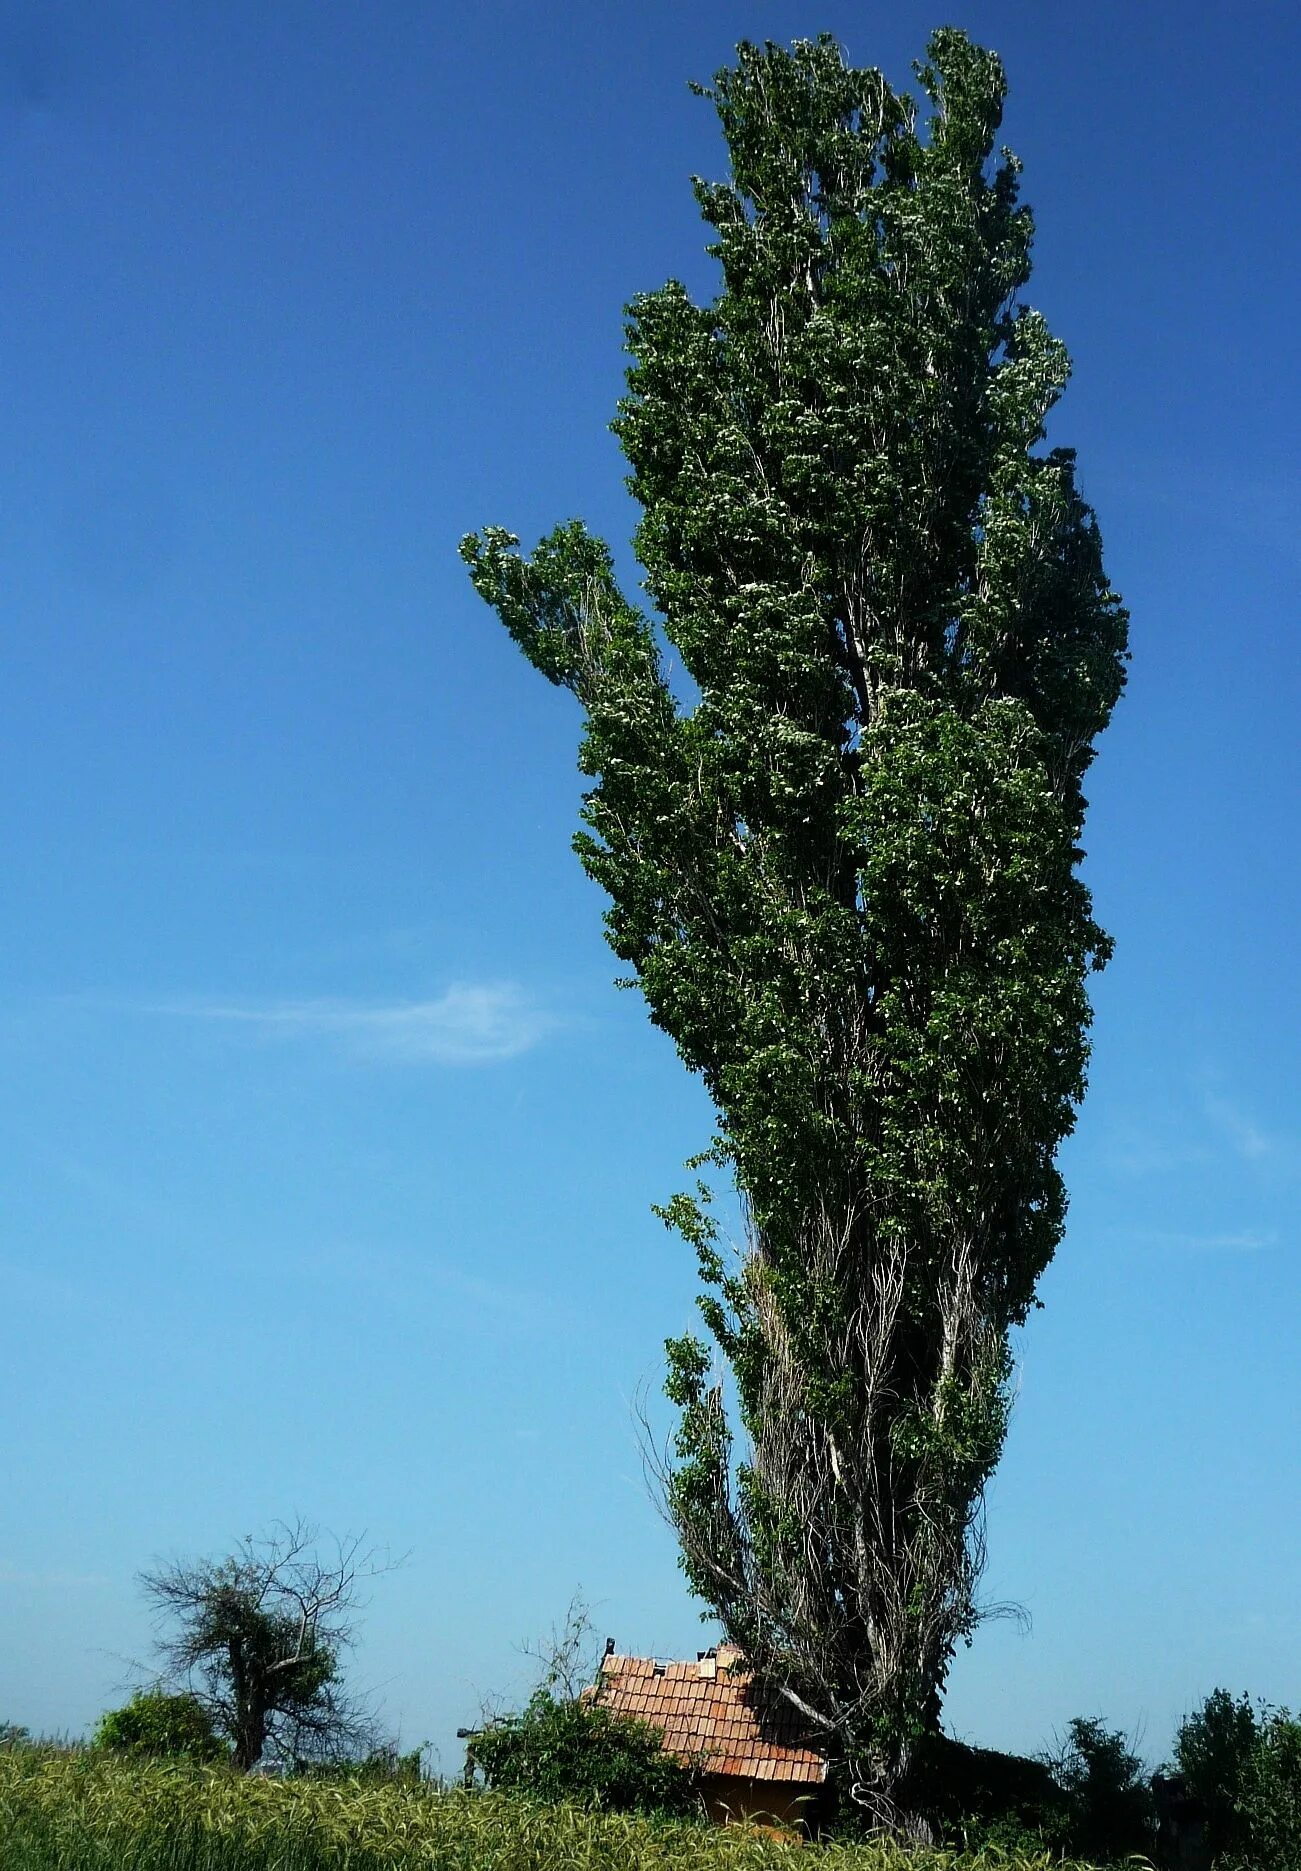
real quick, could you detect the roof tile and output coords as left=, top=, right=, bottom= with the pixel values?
left=588, top=1652, right=827, bottom=1786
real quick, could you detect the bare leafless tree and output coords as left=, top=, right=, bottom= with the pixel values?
left=518, top=1590, right=604, bottom=1700
left=140, top=1518, right=401, bottom=1771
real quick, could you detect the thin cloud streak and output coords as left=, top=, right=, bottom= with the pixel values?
left=1201, top=1091, right=1274, bottom=1163
left=293, top=1242, right=571, bottom=1333
left=1131, top=1228, right=1279, bottom=1253
left=0, top=1564, right=110, bottom=1590
left=146, top=983, right=557, bottom=1064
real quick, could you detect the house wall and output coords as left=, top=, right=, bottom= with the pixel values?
left=702, top=1773, right=821, bottom=1833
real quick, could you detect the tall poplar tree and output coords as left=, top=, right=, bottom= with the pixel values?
left=462, top=29, right=1127, bottom=1812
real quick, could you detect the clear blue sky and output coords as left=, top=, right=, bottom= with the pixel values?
left=2, top=0, right=1297, bottom=1775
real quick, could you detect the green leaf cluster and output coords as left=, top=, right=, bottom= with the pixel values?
left=1175, top=1689, right=1301, bottom=1870
left=467, top=1691, right=702, bottom=1819
left=1042, top=1719, right=1154, bottom=1864
left=93, top=1690, right=226, bottom=1764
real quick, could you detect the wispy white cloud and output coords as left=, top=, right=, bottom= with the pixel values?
left=295, top=1242, right=568, bottom=1332
left=1131, top=1227, right=1280, bottom=1253
left=0, top=1563, right=109, bottom=1590
left=147, top=983, right=556, bottom=1064
left=1100, top=1133, right=1211, bottom=1178
left=1102, top=1083, right=1288, bottom=1177
left=1201, top=1090, right=1274, bottom=1162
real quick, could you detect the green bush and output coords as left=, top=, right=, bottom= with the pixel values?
left=467, top=1690, right=702, bottom=1818
left=1043, top=1718, right=1154, bottom=1865
left=1173, top=1687, right=1259, bottom=1862
left=93, top=1689, right=226, bottom=1763
left=903, top=1735, right=1071, bottom=1855
left=1227, top=1709, right=1301, bottom=1871
left=1174, top=1689, right=1301, bottom=1869
left=295, top=1743, right=429, bottom=1785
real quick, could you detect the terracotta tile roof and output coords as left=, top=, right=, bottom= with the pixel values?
left=588, top=1646, right=827, bottom=1786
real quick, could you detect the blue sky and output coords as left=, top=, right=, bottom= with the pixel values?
left=1, top=0, right=1297, bottom=1774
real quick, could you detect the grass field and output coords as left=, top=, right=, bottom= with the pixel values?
left=0, top=1748, right=1117, bottom=1871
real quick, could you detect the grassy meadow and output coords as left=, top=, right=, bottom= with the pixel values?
left=0, top=1749, right=1119, bottom=1871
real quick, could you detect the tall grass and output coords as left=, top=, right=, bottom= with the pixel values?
left=0, top=1748, right=1114, bottom=1871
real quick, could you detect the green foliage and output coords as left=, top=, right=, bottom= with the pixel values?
left=1176, top=1691, right=1301, bottom=1870
left=468, top=1690, right=702, bottom=1818
left=0, top=1745, right=1116, bottom=1869
left=462, top=25, right=1126, bottom=1802
left=1043, top=1719, right=1154, bottom=1865
left=93, top=1690, right=226, bottom=1763
left=339, top=1743, right=428, bottom=1785
left=1173, top=1687, right=1259, bottom=1862
left=289, top=1741, right=429, bottom=1785
left=1229, top=1710, right=1301, bottom=1871
left=901, top=1736, right=1070, bottom=1856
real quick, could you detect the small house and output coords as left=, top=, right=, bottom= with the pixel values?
left=590, top=1642, right=828, bottom=1831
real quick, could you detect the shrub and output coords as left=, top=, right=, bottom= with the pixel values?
left=903, top=1734, right=1071, bottom=1854
left=296, top=1742, right=429, bottom=1785
left=467, top=1690, right=702, bottom=1818
left=1228, top=1708, right=1301, bottom=1871
left=1044, top=1717, right=1155, bottom=1864
left=93, top=1688, right=226, bottom=1762
left=1173, top=1687, right=1259, bottom=1861
left=1174, top=1689, right=1301, bottom=1869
